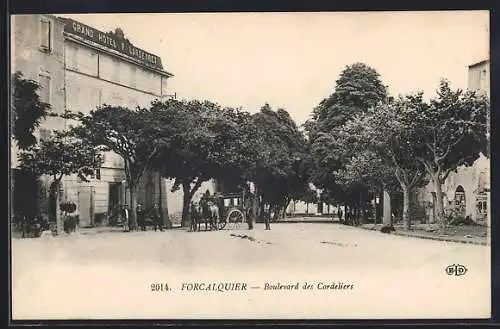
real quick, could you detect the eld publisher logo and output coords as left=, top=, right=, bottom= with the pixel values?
left=446, top=264, right=468, bottom=276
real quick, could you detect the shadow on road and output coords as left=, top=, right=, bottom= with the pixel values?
left=230, top=233, right=274, bottom=245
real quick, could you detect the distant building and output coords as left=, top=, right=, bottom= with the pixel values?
left=416, top=59, right=490, bottom=226
left=11, top=15, right=189, bottom=226
left=468, top=60, right=490, bottom=98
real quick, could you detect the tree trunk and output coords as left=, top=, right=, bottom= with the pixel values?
left=306, top=202, right=309, bottom=214
left=252, top=189, right=259, bottom=224
left=272, top=204, right=280, bottom=222
left=433, top=178, right=446, bottom=228
left=50, top=181, right=63, bottom=235
left=181, top=183, right=193, bottom=227
left=383, top=188, right=392, bottom=226
left=158, top=173, right=167, bottom=227
left=129, top=186, right=138, bottom=231
left=259, top=197, right=265, bottom=222
left=402, top=185, right=411, bottom=230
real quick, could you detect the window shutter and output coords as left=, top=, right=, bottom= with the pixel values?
left=40, top=19, right=51, bottom=51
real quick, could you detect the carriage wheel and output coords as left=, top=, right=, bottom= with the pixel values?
left=226, top=209, right=245, bottom=230
left=218, top=220, right=226, bottom=230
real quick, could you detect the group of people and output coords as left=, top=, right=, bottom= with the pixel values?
left=120, top=203, right=163, bottom=232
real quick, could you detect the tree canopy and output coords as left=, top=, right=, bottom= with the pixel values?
left=18, top=131, right=102, bottom=183
left=250, top=104, right=311, bottom=222
left=305, top=63, right=388, bottom=215
left=149, top=99, right=263, bottom=225
left=63, top=105, right=163, bottom=229
left=12, top=71, right=52, bottom=150
left=404, top=80, right=489, bottom=226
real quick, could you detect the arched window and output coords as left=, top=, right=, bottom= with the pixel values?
left=454, top=186, right=466, bottom=217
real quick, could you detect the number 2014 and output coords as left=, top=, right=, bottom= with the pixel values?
left=151, top=283, right=169, bottom=291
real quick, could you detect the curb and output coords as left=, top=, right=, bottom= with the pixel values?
left=359, top=226, right=489, bottom=246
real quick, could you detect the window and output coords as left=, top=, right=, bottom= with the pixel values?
left=39, top=18, right=51, bottom=51
left=38, top=74, right=51, bottom=104
left=65, top=44, right=79, bottom=71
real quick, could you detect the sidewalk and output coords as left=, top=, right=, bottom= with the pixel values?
left=359, top=223, right=489, bottom=246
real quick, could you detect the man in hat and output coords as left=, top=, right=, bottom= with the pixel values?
left=137, top=203, right=146, bottom=231
left=152, top=203, right=163, bottom=232
left=122, top=205, right=130, bottom=232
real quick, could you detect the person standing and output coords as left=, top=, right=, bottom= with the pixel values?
left=245, top=195, right=254, bottom=230
left=122, top=205, right=130, bottom=232
left=137, top=203, right=146, bottom=231
left=152, top=203, right=163, bottom=231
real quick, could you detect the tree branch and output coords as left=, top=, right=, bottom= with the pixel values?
left=436, top=132, right=466, bottom=163
left=134, top=145, right=160, bottom=187
left=416, top=156, right=434, bottom=177
left=189, top=178, right=204, bottom=196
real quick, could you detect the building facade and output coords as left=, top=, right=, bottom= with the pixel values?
left=11, top=14, right=66, bottom=220
left=11, top=15, right=190, bottom=226
left=60, top=17, right=174, bottom=226
left=416, top=59, right=490, bottom=226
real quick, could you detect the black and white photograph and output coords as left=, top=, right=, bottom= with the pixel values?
left=9, top=11, right=491, bottom=320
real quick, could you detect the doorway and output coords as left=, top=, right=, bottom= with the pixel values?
left=454, top=185, right=466, bottom=218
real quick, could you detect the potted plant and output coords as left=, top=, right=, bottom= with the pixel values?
left=60, top=201, right=78, bottom=234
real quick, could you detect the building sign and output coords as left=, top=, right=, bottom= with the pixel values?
left=63, top=18, right=164, bottom=70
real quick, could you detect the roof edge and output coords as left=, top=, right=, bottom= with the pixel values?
left=469, top=59, right=489, bottom=68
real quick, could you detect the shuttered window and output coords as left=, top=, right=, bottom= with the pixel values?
left=40, top=19, right=51, bottom=51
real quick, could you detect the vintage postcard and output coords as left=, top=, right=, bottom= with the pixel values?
left=10, top=11, right=491, bottom=320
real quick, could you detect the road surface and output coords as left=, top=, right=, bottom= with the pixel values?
left=11, top=222, right=491, bottom=320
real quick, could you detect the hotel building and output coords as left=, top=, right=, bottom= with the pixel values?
left=11, top=14, right=201, bottom=226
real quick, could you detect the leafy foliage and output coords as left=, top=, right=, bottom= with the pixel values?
left=250, top=104, right=311, bottom=221
left=404, top=79, right=489, bottom=225
left=410, top=80, right=489, bottom=178
left=18, top=131, right=102, bottom=182
left=11, top=71, right=52, bottom=150
left=62, top=105, right=162, bottom=230
left=149, top=99, right=263, bottom=224
left=305, top=63, right=388, bottom=211
left=64, top=105, right=161, bottom=188
left=339, top=100, right=427, bottom=228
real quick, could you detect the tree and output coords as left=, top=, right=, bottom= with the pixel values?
left=150, top=99, right=262, bottom=226
left=11, top=71, right=52, bottom=150
left=340, top=100, right=427, bottom=230
left=305, top=62, right=387, bottom=138
left=407, top=80, right=489, bottom=227
left=63, top=105, right=162, bottom=231
left=250, top=104, right=310, bottom=228
left=305, top=63, right=388, bottom=223
left=18, top=131, right=102, bottom=234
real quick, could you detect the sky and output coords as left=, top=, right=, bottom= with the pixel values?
left=59, top=11, right=489, bottom=126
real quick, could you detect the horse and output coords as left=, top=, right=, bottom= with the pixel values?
left=207, top=201, right=220, bottom=230
left=196, top=199, right=220, bottom=231
left=190, top=202, right=203, bottom=232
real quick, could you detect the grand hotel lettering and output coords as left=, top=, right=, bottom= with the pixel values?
left=65, top=19, right=164, bottom=70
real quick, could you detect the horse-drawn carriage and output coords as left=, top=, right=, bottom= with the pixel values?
left=191, top=191, right=250, bottom=231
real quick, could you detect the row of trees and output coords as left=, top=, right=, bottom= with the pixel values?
left=13, top=71, right=314, bottom=232
left=13, top=61, right=488, bottom=233
left=305, top=63, right=489, bottom=229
